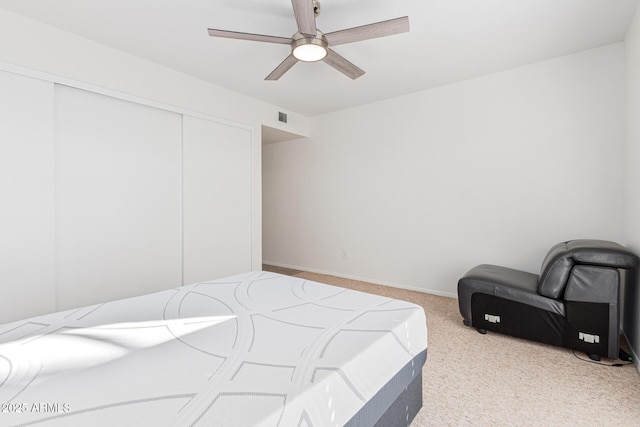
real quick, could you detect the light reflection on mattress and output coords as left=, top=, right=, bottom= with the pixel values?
left=0, top=316, right=236, bottom=391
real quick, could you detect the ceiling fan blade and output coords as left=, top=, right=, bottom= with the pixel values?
left=324, top=16, right=409, bottom=46
left=291, top=0, right=317, bottom=36
left=265, top=54, right=299, bottom=80
left=324, top=49, right=365, bottom=80
left=208, top=28, right=291, bottom=44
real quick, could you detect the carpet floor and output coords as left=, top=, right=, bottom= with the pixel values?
left=264, top=266, right=640, bottom=426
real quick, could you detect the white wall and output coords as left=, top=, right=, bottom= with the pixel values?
left=264, top=44, right=625, bottom=297
left=0, top=8, right=312, bottom=278
left=0, top=9, right=309, bottom=138
left=0, top=8, right=281, bottom=321
left=0, top=71, right=55, bottom=320
left=623, top=4, right=640, bottom=370
left=0, top=73, right=258, bottom=322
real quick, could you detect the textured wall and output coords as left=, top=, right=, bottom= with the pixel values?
left=264, top=44, right=625, bottom=297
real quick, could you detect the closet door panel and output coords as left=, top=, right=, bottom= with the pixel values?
left=183, top=116, right=252, bottom=284
left=0, top=71, right=55, bottom=323
left=55, top=86, right=182, bottom=309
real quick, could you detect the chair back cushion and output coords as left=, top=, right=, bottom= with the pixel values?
left=538, top=242, right=573, bottom=299
left=538, top=240, right=639, bottom=299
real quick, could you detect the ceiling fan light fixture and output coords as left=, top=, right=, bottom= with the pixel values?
left=292, top=36, right=328, bottom=62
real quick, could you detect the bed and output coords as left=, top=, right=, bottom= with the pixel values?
left=0, top=271, right=427, bottom=426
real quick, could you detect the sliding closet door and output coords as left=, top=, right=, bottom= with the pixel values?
left=55, top=86, right=182, bottom=309
left=183, top=116, right=252, bottom=284
left=0, top=71, right=55, bottom=323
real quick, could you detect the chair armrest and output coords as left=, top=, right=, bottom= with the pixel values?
left=566, top=240, right=639, bottom=269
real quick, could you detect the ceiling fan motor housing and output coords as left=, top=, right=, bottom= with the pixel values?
left=291, top=31, right=328, bottom=62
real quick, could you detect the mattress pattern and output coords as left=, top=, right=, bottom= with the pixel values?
left=0, top=271, right=427, bottom=426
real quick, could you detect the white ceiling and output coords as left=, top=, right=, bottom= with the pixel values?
left=0, top=0, right=637, bottom=116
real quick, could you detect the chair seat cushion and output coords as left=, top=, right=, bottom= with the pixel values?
left=457, top=264, right=565, bottom=324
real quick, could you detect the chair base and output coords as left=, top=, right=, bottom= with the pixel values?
left=463, top=293, right=617, bottom=359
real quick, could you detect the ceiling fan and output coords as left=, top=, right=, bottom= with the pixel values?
left=207, top=0, right=409, bottom=80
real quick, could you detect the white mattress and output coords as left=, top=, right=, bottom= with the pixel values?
left=0, top=271, right=427, bottom=426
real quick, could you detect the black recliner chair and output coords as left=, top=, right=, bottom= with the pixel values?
left=458, top=240, right=639, bottom=360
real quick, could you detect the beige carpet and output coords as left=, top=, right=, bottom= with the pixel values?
left=265, top=266, right=640, bottom=426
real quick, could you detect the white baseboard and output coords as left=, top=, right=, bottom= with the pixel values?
left=262, top=260, right=458, bottom=299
